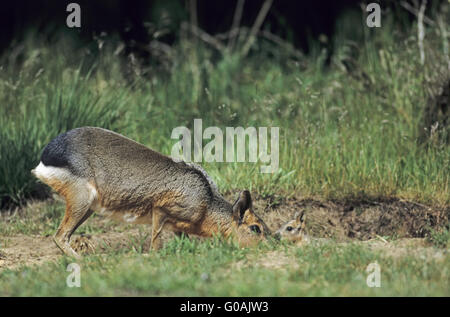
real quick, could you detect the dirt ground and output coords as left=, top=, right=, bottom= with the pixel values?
left=0, top=194, right=448, bottom=271
left=261, top=195, right=449, bottom=240
left=0, top=230, right=144, bottom=271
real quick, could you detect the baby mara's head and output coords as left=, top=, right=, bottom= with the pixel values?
left=275, top=211, right=309, bottom=245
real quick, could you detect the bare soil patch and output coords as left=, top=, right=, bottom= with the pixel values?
left=254, top=195, right=449, bottom=241
left=0, top=229, right=147, bottom=271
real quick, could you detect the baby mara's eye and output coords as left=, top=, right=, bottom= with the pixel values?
left=250, top=225, right=261, bottom=234
left=286, top=226, right=293, bottom=232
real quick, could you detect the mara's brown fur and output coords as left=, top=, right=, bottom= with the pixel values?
left=32, top=127, right=271, bottom=258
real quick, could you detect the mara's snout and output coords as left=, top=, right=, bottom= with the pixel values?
left=32, top=127, right=270, bottom=258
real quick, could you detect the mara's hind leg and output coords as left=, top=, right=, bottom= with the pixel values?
left=54, top=183, right=96, bottom=258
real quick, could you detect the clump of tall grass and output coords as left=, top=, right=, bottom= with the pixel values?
left=0, top=6, right=449, bottom=209
left=0, top=37, right=128, bottom=208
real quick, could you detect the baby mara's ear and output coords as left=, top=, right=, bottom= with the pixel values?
left=295, top=210, right=306, bottom=223
left=295, top=210, right=307, bottom=231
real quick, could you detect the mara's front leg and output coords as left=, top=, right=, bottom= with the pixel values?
left=150, top=207, right=169, bottom=251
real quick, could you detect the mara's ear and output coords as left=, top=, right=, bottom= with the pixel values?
left=232, top=190, right=253, bottom=223
left=295, top=210, right=305, bottom=223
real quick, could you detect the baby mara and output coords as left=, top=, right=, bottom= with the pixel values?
left=275, top=210, right=333, bottom=247
left=274, top=211, right=310, bottom=246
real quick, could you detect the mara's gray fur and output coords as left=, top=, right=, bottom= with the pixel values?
left=32, top=127, right=270, bottom=257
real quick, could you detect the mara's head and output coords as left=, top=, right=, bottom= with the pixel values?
left=274, top=211, right=307, bottom=243
left=231, top=190, right=271, bottom=247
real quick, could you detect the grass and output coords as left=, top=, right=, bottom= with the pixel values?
left=0, top=8, right=448, bottom=297
left=0, top=12, right=449, bottom=208
left=0, top=198, right=448, bottom=296
left=428, top=227, right=450, bottom=248
left=0, top=41, right=127, bottom=206
left=0, top=236, right=448, bottom=296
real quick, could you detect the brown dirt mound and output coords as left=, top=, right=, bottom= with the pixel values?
left=252, top=196, right=449, bottom=241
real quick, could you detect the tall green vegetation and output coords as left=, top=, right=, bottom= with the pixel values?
left=0, top=9, right=448, bottom=209
left=0, top=37, right=127, bottom=206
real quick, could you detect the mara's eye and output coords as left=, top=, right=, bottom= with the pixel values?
left=286, top=226, right=293, bottom=232
left=250, top=225, right=261, bottom=234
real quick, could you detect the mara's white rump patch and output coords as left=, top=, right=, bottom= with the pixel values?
left=31, top=161, right=98, bottom=201
left=32, top=162, right=74, bottom=183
